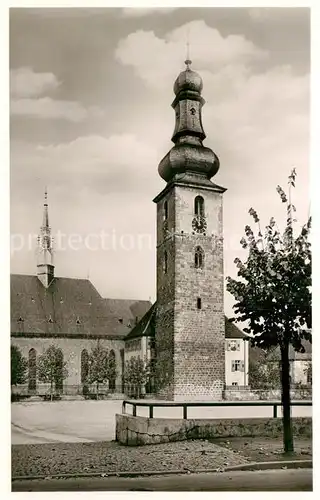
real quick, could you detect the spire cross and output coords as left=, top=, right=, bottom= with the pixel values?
left=44, top=186, right=48, bottom=205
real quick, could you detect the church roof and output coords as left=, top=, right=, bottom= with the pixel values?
left=11, top=274, right=151, bottom=338
left=124, top=302, right=246, bottom=341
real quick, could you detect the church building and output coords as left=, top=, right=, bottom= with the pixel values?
left=11, top=60, right=249, bottom=399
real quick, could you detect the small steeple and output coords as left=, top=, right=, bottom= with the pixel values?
left=37, top=188, right=54, bottom=288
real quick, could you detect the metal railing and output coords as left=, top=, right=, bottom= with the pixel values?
left=122, top=399, right=312, bottom=420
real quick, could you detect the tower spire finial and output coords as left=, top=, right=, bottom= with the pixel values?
left=185, top=27, right=192, bottom=69
left=37, top=187, right=54, bottom=288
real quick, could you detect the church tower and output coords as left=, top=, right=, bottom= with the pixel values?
left=153, top=59, right=226, bottom=401
left=37, top=189, right=54, bottom=288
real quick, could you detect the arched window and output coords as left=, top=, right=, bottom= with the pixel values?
left=163, top=200, right=168, bottom=221
left=55, top=348, right=64, bottom=392
left=81, top=349, right=89, bottom=384
left=194, top=196, right=205, bottom=217
left=195, top=246, right=204, bottom=269
left=28, top=348, right=37, bottom=392
left=163, top=251, right=168, bottom=274
left=108, top=350, right=116, bottom=391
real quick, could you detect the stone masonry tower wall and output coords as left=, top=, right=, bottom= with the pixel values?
left=173, top=185, right=225, bottom=400
left=154, top=59, right=226, bottom=401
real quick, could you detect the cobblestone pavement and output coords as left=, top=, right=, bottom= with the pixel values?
left=12, top=440, right=250, bottom=478
left=210, top=437, right=312, bottom=463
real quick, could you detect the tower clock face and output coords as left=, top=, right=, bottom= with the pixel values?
left=192, top=216, right=207, bottom=233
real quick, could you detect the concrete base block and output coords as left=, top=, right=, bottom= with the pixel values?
left=115, top=414, right=312, bottom=446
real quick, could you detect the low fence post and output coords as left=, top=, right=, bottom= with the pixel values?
left=149, top=405, right=153, bottom=419
left=122, top=401, right=126, bottom=414
left=132, top=404, right=136, bottom=417
left=273, top=404, right=278, bottom=418
left=183, top=405, right=188, bottom=420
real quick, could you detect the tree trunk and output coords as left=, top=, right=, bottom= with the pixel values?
left=280, top=341, right=294, bottom=453
left=50, top=379, right=53, bottom=402
left=96, top=382, right=99, bottom=401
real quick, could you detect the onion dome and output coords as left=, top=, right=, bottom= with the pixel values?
left=174, top=59, right=203, bottom=96
left=158, top=142, right=220, bottom=183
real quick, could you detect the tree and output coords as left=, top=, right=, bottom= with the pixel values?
left=304, top=361, right=312, bottom=385
left=226, top=169, right=311, bottom=453
left=37, top=345, right=68, bottom=401
left=87, top=342, right=117, bottom=399
left=11, top=345, right=28, bottom=386
left=249, top=349, right=281, bottom=390
left=123, top=356, right=150, bottom=398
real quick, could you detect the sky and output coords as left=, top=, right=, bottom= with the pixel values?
left=9, top=6, right=310, bottom=317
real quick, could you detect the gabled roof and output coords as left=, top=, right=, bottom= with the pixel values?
left=225, top=317, right=247, bottom=339
left=11, top=274, right=151, bottom=338
left=125, top=303, right=157, bottom=340
left=124, top=302, right=246, bottom=341
left=250, top=340, right=312, bottom=363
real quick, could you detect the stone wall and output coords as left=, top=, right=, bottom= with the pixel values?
left=155, top=189, right=176, bottom=399
left=116, top=413, right=312, bottom=446
left=155, top=184, right=225, bottom=401
left=224, top=388, right=312, bottom=401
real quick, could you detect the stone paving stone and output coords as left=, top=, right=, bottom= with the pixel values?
left=11, top=439, right=249, bottom=478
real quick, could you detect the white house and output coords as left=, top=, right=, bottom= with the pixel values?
left=224, top=318, right=249, bottom=387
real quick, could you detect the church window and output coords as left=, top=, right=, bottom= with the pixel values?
left=190, top=107, right=196, bottom=115
left=28, top=348, right=37, bottom=392
left=76, top=317, right=81, bottom=325
left=195, top=246, right=204, bottom=269
left=55, top=348, right=64, bottom=392
left=108, top=350, right=116, bottom=391
left=197, top=297, right=202, bottom=309
left=164, top=251, right=168, bottom=274
left=194, top=196, right=205, bottom=217
left=118, top=318, right=123, bottom=324
left=163, top=201, right=168, bottom=221
left=48, top=315, right=54, bottom=323
left=81, top=349, right=89, bottom=384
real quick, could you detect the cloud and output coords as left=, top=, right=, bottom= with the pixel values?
left=10, top=67, right=104, bottom=122
left=10, top=97, right=103, bottom=122
left=121, top=7, right=178, bottom=18
left=10, top=67, right=61, bottom=98
left=115, top=20, right=268, bottom=90
left=11, top=133, right=159, bottom=195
